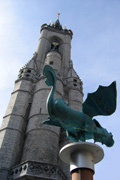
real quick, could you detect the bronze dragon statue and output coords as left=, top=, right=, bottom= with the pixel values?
left=43, top=65, right=117, bottom=147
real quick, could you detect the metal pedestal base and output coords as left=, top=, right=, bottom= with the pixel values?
left=59, top=142, right=104, bottom=174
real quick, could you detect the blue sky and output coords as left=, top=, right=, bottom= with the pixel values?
left=0, top=0, right=120, bottom=179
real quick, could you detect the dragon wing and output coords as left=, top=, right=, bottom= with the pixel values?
left=82, top=81, right=117, bottom=118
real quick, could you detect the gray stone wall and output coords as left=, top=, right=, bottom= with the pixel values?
left=0, top=24, right=83, bottom=180
left=0, top=79, right=33, bottom=179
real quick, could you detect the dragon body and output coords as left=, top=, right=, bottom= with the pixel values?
left=43, top=65, right=117, bottom=147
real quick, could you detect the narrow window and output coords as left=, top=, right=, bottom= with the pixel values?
left=73, top=79, right=77, bottom=82
left=23, top=165, right=27, bottom=170
left=50, top=61, right=54, bottom=65
left=26, top=74, right=30, bottom=77
left=15, top=169, right=18, bottom=174
left=27, top=69, right=31, bottom=73
left=40, top=108, right=42, bottom=114
left=73, top=84, right=77, bottom=87
left=19, top=167, right=22, bottom=172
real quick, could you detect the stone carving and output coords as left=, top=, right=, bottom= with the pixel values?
left=9, top=161, right=66, bottom=180
left=43, top=65, right=117, bottom=147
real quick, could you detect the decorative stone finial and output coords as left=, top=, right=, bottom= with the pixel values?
left=49, top=20, right=51, bottom=25
left=64, top=24, right=67, bottom=30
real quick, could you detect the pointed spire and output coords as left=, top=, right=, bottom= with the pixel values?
left=53, top=12, right=62, bottom=30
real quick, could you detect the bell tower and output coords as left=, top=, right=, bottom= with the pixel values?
left=0, top=14, right=83, bottom=180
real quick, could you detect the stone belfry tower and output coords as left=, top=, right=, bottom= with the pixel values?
left=0, top=14, right=83, bottom=180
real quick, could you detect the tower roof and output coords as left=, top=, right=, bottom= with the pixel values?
left=66, top=60, right=78, bottom=79
left=67, top=67, right=79, bottom=79
left=53, top=19, right=62, bottom=30
left=20, top=52, right=38, bottom=71
left=40, top=13, right=73, bottom=38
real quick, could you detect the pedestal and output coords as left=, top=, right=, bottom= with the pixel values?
left=59, top=142, right=104, bottom=180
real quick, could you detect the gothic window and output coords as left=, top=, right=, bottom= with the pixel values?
left=51, top=41, right=59, bottom=51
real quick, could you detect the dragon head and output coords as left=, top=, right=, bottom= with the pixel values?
left=103, top=132, right=114, bottom=147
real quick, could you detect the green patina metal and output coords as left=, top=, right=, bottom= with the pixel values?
left=43, top=65, right=117, bottom=147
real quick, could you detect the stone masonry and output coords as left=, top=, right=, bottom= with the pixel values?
left=0, top=17, right=83, bottom=180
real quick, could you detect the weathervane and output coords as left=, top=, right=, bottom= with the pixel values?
left=57, top=11, right=60, bottom=19
left=43, top=65, right=117, bottom=147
